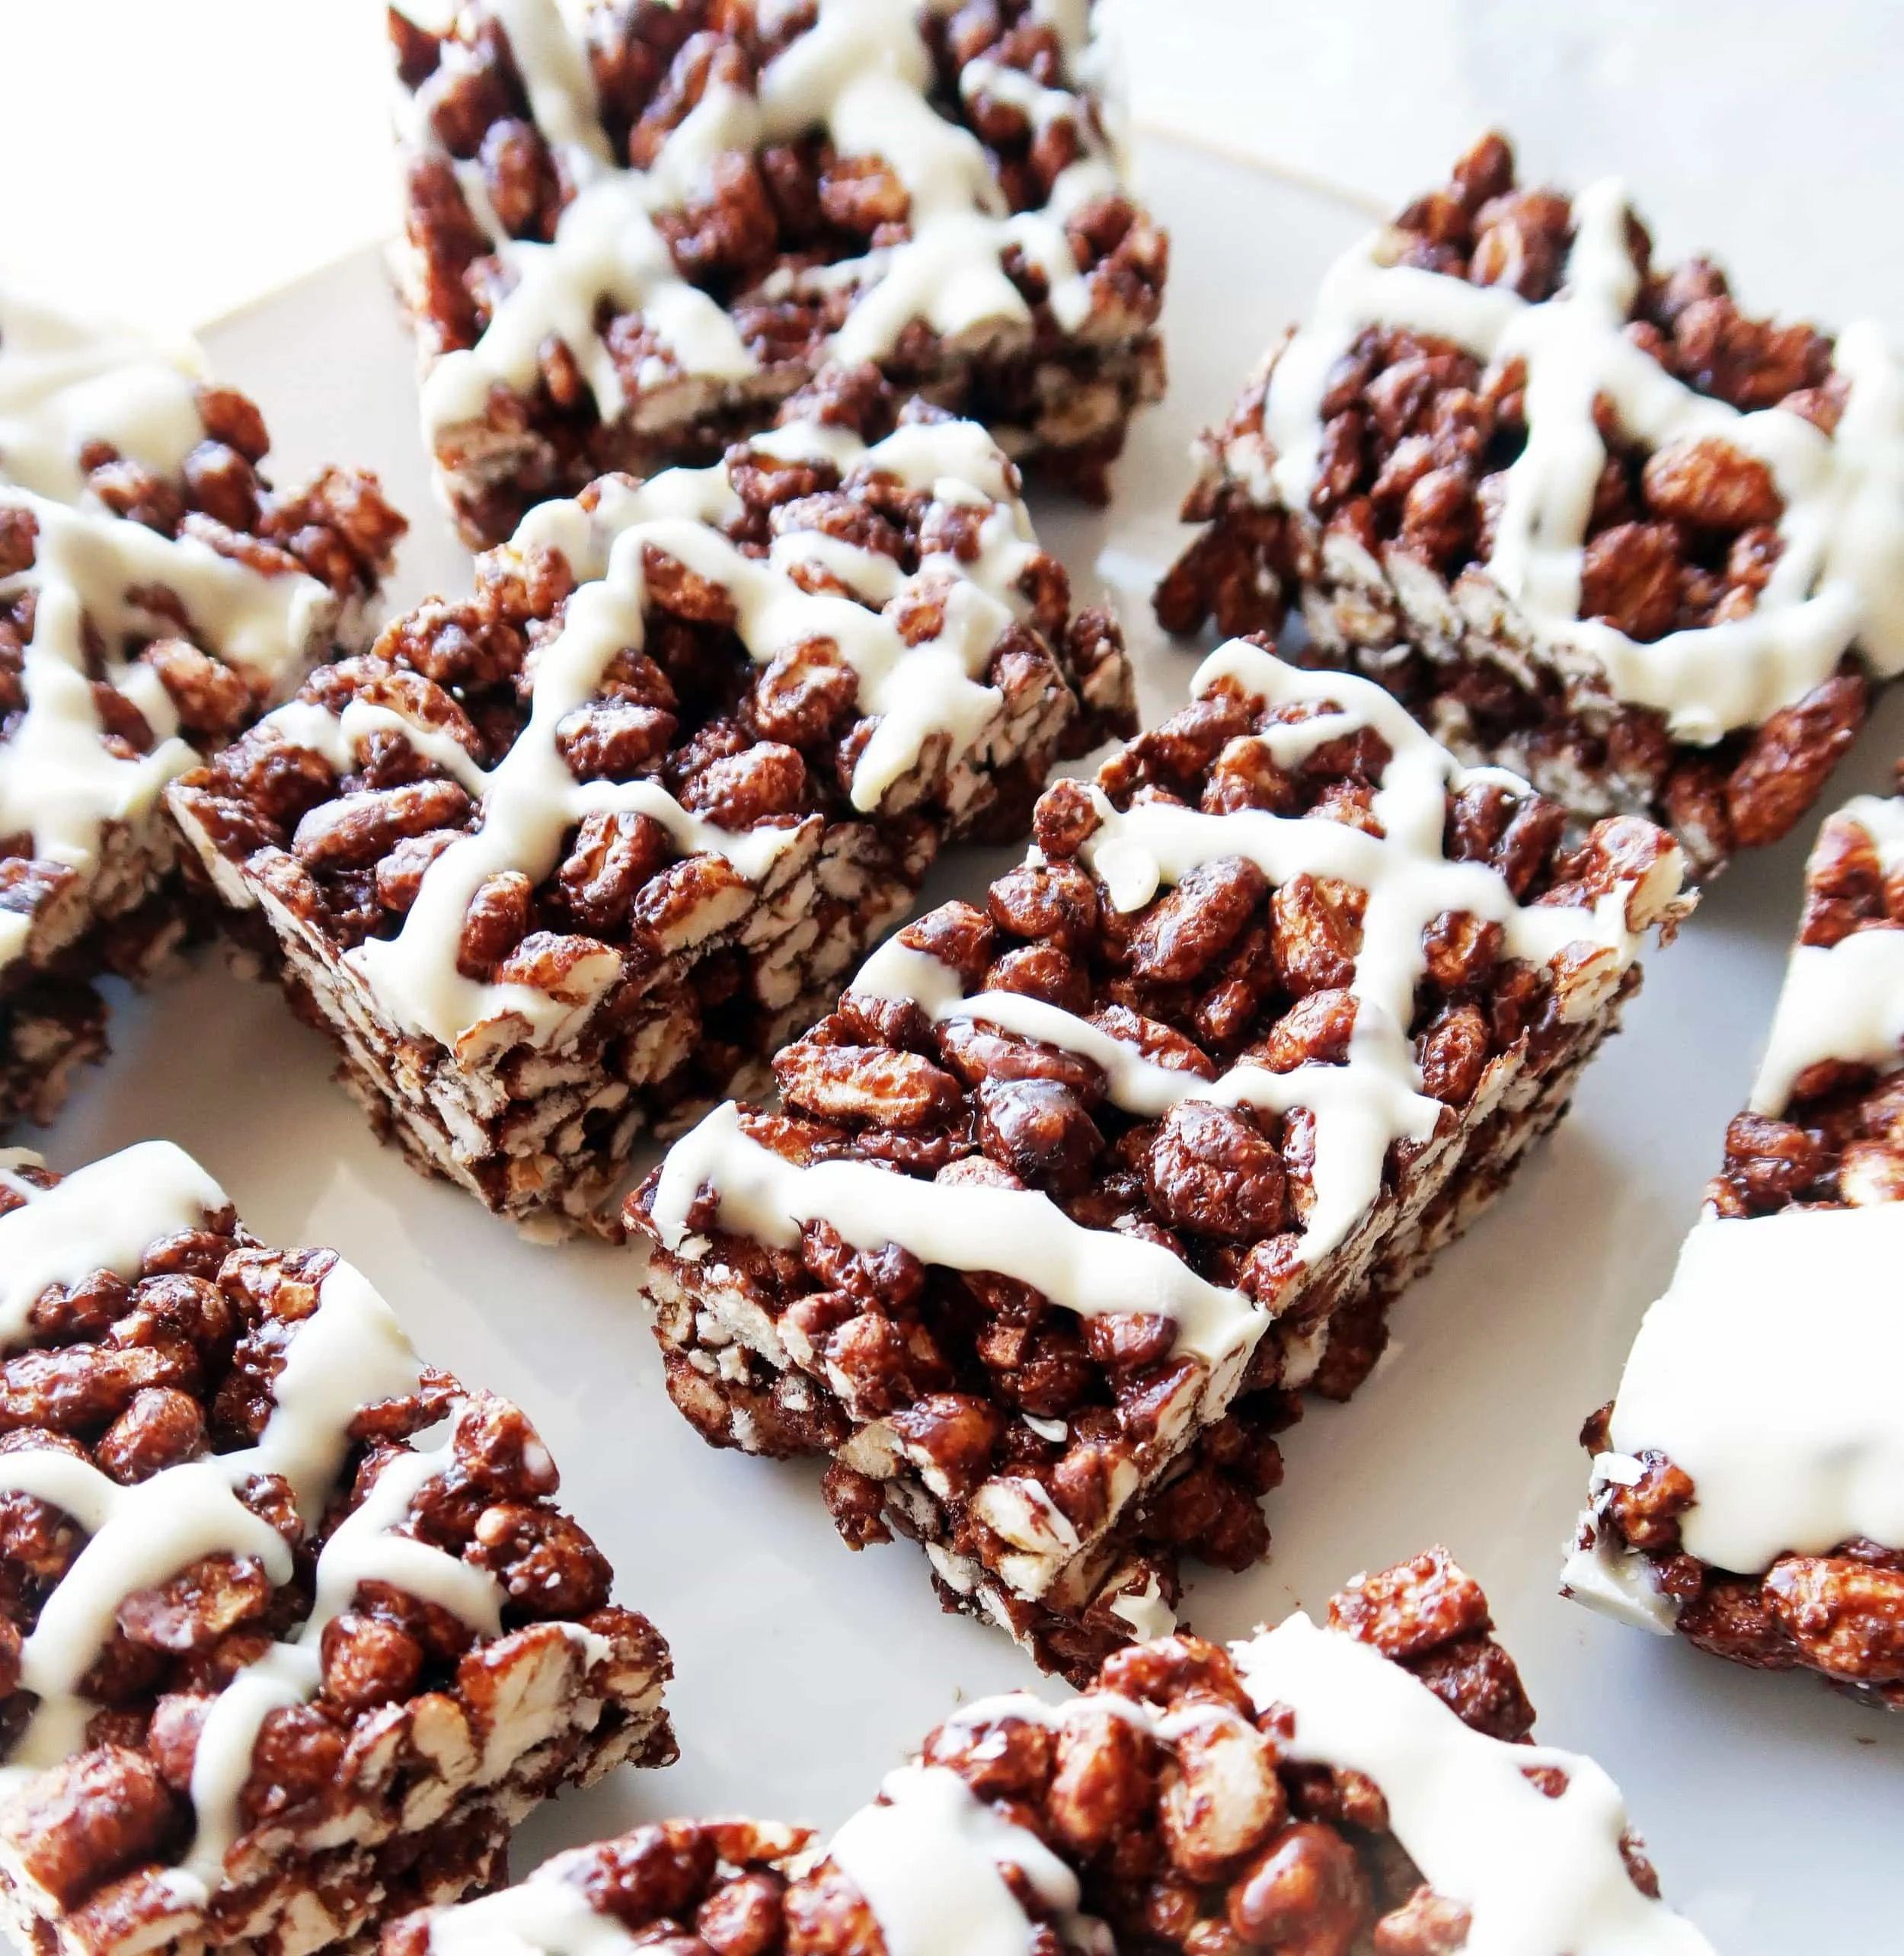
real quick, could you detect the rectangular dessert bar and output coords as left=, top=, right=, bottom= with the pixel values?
left=171, top=379, right=1133, bottom=1231
left=1155, top=130, right=1904, bottom=881
left=1566, top=788, right=1904, bottom=1705
left=389, top=0, right=1168, bottom=547
left=0, top=288, right=406, bottom=1130
left=388, top=1548, right=1710, bottom=1956
left=0, top=1139, right=673, bottom=1956
left=631, top=641, right=1689, bottom=1676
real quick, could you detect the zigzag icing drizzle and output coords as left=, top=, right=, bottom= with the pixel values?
left=0, top=288, right=329, bottom=967
left=409, top=0, right=1120, bottom=435
left=256, top=414, right=1047, bottom=1056
left=0, top=1143, right=545, bottom=1907
left=652, top=644, right=1669, bottom=1370
left=1258, top=180, right=1904, bottom=741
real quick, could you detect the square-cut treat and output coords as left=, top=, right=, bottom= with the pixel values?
left=389, top=0, right=1168, bottom=547
left=1566, top=790, right=1904, bottom=1705
left=388, top=1548, right=1711, bottom=1956
left=1155, top=131, right=1904, bottom=881
left=631, top=641, right=1689, bottom=1676
left=0, top=286, right=406, bottom=1130
left=171, top=380, right=1133, bottom=1231
left=0, top=1139, right=673, bottom=1956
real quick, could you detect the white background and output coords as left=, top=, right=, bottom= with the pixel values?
left=4, top=0, right=1900, bottom=337
left=4, top=4, right=1903, bottom=1951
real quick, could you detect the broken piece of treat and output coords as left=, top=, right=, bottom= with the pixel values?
left=966, top=1547, right=1712, bottom=1956
left=1566, top=789, right=1904, bottom=1705
left=170, top=379, right=1133, bottom=1232
left=1155, top=129, right=1904, bottom=880
left=0, top=287, right=406, bottom=1129
left=390, top=0, right=1169, bottom=548
left=0, top=1139, right=673, bottom=1956
left=388, top=1548, right=1711, bottom=1955
left=631, top=641, right=1689, bottom=1676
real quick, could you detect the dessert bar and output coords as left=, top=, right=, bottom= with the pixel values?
left=0, top=288, right=404, bottom=1129
left=0, top=1139, right=672, bottom=1956
left=388, top=1548, right=1710, bottom=1954
left=171, top=379, right=1132, bottom=1230
left=1155, top=132, right=1904, bottom=879
left=389, top=0, right=1168, bottom=548
left=1566, top=790, right=1904, bottom=1704
left=633, top=641, right=1688, bottom=1674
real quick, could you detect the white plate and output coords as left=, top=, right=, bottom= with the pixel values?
left=42, top=137, right=1904, bottom=1952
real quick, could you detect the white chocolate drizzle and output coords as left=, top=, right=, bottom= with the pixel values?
left=0, top=286, right=206, bottom=505
left=1232, top=1614, right=1713, bottom=1954
left=264, top=418, right=1046, bottom=1056
left=1106, top=1573, right=1175, bottom=1641
left=1567, top=792, right=1904, bottom=1625
left=1749, top=793, right=1904, bottom=1114
left=0, top=289, right=331, bottom=970
left=1260, top=177, right=1904, bottom=741
left=411, top=0, right=1119, bottom=439
left=0, top=1143, right=510, bottom=1906
left=654, top=643, right=1672, bottom=1376
left=0, top=1139, right=227, bottom=1343
left=831, top=1765, right=1102, bottom=1956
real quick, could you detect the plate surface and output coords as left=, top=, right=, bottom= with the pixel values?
left=40, top=137, right=1904, bottom=1952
